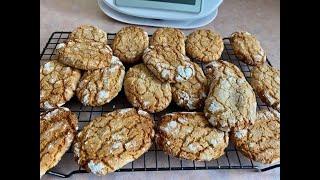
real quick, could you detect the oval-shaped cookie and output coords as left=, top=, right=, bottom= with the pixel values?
left=112, top=26, right=149, bottom=64
left=230, top=109, right=280, bottom=164
left=204, top=60, right=257, bottom=132
left=124, top=64, right=172, bottom=113
left=251, top=64, right=280, bottom=111
left=143, top=45, right=195, bottom=83
left=40, top=107, right=78, bottom=178
left=73, top=108, right=154, bottom=175
left=230, top=31, right=266, bottom=66
left=56, top=41, right=113, bottom=70
left=69, top=24, right=107, bottom=43
left=171, top=62, right=208, bottom=110
left=40, top=60, right=81, bottom=109
left=156, top=112, right=229, bottom=161
left=186, top=29, right=224, bottom=63
left=150, top=27, right=186, bottom=55
left=76, top=56, right=125, bottom=106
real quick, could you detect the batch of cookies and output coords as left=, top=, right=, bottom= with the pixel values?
left=40, top=25, right=280, bottom=177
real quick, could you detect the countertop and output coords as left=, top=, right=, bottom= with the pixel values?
left=40, top=0, right=280, bottom=179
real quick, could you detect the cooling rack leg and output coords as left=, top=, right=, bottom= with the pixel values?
left=255, top=164, right=280, bottom=172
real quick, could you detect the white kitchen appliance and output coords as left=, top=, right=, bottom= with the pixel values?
left=97, top=0, right=223, bottom=29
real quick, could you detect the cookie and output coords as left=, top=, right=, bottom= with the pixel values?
left=76, top=56, right=125, bottom=106
left=124, top=64, right=172, bottom=113
left=251, top=64, right=280, bottom=111
left=40, top=107, right=78, bottom=178
left=74, top=108, right=154, bottom=175
left=112, top=26, right=149, bottom=64
left=230, top=31, right=266, bottom=66
left=186, top=29, right=224, bottom=63
left=56, top=40, right=113, bottom=70
left=40, top=60, right=81, bottom=109
left=204, top=60, right=257, bottom=132
left=143, top=45, right=195, bottom=83
left=171, top=62, right=208, bottom=110
left=69, top=25, right=107, bottom=43
left=150, top=27, right=185, bottom=54
left=156, top=112, right=228, bottom=161
left=230, top=109, right=280, bottom=164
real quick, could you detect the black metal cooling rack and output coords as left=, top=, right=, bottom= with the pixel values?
left=40, top=32, right=280, bottom=178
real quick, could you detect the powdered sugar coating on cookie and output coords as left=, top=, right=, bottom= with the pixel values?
left=73, top=108, right=154, bottom=175
left=76, top=56, right=125, bottom=106
left=156, top=112, right=229, bottom=161
left=40, top=60, right=81, bottom=109
left=143, top=45, right=195, bottom=83
left=124, top=64, right=172, bottom=113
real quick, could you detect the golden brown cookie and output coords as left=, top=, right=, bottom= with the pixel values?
left=150, top=27, right=186, bottom=54
left=251, top=64, right=280, bottom=111
left=73, top=108, right=154, bottom=175
left=186, top=29, right=224, bottom=63
left=40, top=60, right=81, bottom=109
left=112, top=26, right=149, bottom=64
left=40, top=107, right=78, bottom=178
left=230, top=109, right=280, bottom=164
left=156, top=112, right=229, bottom=161
left=171, top=62, right=208, bottom=110
left=143, top=45, right=195, bottom=83
left=56, top=41, right=113, bottom=70
left=69, top=25, right=107, bottom=43
left=230, top=31, right=266, bottom=66
left=204, top=60, right=257, bottom=132
left=124, top=64, right=172, bottom=113
left=76, top=56, right=125, bottom=106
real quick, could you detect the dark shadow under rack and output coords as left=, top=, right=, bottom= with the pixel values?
left=40, top=32, right=280, bottom=178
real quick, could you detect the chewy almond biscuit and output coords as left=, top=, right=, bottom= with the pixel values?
left=156, top=112, right=229, bottom=161
left=204, top=60, right=257, bottom=132
left=112, top=26, right=149, bottom=64
left=69, top=24, right=107, bottom=43
left=73, top=108, right=154, bottom=175
left=171, top=62, right=208, bottom=110
left=186, top=29, right=224, bottom=63
left=251, top=63, right=280, bottom=111
left=124, top=64, right=172, bottom=113
left=230, top=109, right=280, bottom=164
left=143, top=45, right=195, bottom=83
left=230, top=31, right=266, bottom=66
left=40, top=107, right=78, bottom=178
left=40, top=60, right=81, bottom=109
left=76, top=56, right=125, bottom=106
left=150, top=27, right=186, bottom=54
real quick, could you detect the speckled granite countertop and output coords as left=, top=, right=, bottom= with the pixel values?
left=40, top=0, right=280, bottom=179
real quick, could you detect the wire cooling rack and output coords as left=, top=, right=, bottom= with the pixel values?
left=40, top=32, right=280, bottom=178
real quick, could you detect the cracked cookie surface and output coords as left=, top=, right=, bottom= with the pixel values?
left=76, top=56, right=125, bottom=106
left=69, top=25, right=107, bottom=43
left=171, top=62, right=208, bottom=110
left=204, top=60, right=256, bottom=132
left=73, top=108, right=154, bottom=175
left=143, top=45, right=195, bottom=83
left=230, top=31, right=266, bottom=66
left=40, top=60, right=81, bottom=109
left=56, top=40, right=113, bottom=70
left=40, top=107, right=78, bottom=178
left=150, top=27, right=186, bottom=54
left=186, top=29, right=224, bottom=63
left=112, top=26, right=149, bottom=64
left=156, top=112, right=229, bottom=161
left=230, top=109, right=280, bottom=164
left=124, top=64, right=172, bottom=113
left=251, top=64, right=280, bottom=111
